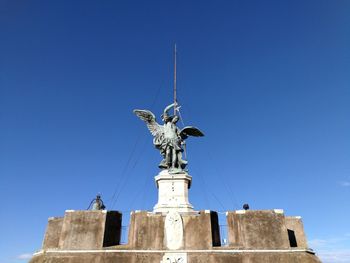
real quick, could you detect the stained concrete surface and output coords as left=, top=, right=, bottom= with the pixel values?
left=30, top=251, right=321, bottom=263
left=31, top=209, right=321, bottom=263
left=227, top=210, right=290, bottom=249
left=285, top=216, right=308, bottom=248
left=127, top=210, right=221, bottom=250
left=58, top=210, right=122, bottom=249
left=42, top=217, right=63, bottom=249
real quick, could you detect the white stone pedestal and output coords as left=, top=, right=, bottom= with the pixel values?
left=153, top=170, right=194, bottom=213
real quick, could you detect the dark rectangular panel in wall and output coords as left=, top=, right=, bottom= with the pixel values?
left=103, top=211, right=122, bottom=247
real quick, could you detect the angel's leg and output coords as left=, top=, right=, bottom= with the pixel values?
left=166, top=147, right=171, bottom=168
left=172, top=148, right=177, bottom=168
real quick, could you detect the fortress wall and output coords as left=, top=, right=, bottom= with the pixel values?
left=42, top=217, right=63, bottom=249
left=128, top=211, right=166, bottom=249
left=41, top=209, right=309, bottom=251
left=30, top=250, right=321, bottom=263
left=285, top=216, right=308, bottom=248
left=182, top=210, right=220, bottom=249
left=127, top=210, right=220, bottom=250
left=227, top=210, right=290, bottom=249
left=33, top=209, right=322, bottom=263
left=57, top=210, right=122, bottom=249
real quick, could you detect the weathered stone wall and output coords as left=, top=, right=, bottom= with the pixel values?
left=182, top=211, right=221, bottom=249
left=59, top=210, right=105, bottom=249
left=127, top=210, right=220, bottom=250
left=51, top=210, right=122, bottom=250
left=128, top=211, right=165, bottom=249
left=227, top=210, right=290, bottom=249
left=285, top=216, right=308, bottom=248
left=32, top=209, right=322, bottom=263
left=42, top=217, right=63, bottom=249
left=30, top=251, right=321, bottom=263
left=30, top=252, right=163, bottom=263
left=187, top=251, right=321, bottom=263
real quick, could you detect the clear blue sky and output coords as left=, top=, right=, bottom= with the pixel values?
left=1, top=1, right=349, bottom=262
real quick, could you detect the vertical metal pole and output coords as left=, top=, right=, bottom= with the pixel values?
left=174, top=43, right=177, bottom=116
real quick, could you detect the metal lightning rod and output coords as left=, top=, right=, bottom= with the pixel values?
left=174, top=43, right=177, bottom=116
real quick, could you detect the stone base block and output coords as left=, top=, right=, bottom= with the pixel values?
left=154, top=170, right=194, bottom=213
left=182, top=210, right=221, bottom=249
left=128, top=211, right=165, bottom=249
left=285, top=216, right=308, bottom=248
left=128, top=210, right=220, bottom=250
left=227, top=209, right=290, bottom=249
left=30, top=250, right=321, bottom=263
left=58, top=210, right=122, bottom=249
left=42, top=217, right=63, bottom=249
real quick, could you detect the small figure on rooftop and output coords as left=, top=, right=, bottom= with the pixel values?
left=87, top=194, right=106, bottom=210
left=243, top=203, right=250, bottom=210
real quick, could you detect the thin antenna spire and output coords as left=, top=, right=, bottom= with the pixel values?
left=173, top=43, right=177, bottom=116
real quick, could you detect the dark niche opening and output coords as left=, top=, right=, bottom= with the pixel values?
left=287, top=229, right=298, bottom=247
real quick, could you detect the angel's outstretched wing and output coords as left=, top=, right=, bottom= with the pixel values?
left=133, top=109, right=163, bottom=137
left=179, top=126, right=204, bottom=140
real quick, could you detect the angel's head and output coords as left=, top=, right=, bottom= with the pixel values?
left=161, top=114, right=169, bottom=123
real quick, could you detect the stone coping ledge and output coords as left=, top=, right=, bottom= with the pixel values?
left=34, top=248, right=315, bottom=256
left=131, top=210, right=205, bottom=216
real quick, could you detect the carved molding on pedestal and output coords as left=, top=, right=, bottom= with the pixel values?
left=161, top=252, right=187, bottom=263
left=164, top=211, right=183, bottom=250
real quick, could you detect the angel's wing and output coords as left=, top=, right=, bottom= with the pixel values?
left=179, top=126, right=204, bottom=140
left=133, top=109, right=163, bottom=137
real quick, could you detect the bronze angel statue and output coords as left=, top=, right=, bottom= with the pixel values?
left=134, top=103, right=204, bottom=171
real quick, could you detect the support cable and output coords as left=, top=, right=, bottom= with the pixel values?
left=109, top=80, right=163, bottom=208
left=110, top=137, right=148, bottom=209
left=178, top=108, right=225, bottom=210
left=106, top=133, right=142, bottom=204
left=207, top=151, right=240, bottom=210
